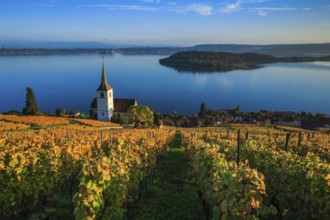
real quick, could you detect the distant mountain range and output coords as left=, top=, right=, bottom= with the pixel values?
left=1, top=42, right=330, bottom=57
left=0, top=41, right=116, bottom=49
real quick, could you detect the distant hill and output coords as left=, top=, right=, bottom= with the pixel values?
left=1, top=42, right=330, bottom=57
left=0, top=48, right=116, bottom=56
left=0, top=41, right=116, bottom=49
left=116, top=47, right=184, bottom=55
left=190, top=43, right=330, bottom=57
left=159, top=51, right=330, bottom=73
left=116, top=43, right=330, bottom=56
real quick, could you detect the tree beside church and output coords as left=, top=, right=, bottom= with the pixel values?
left=125, top=105, right=154, bottom=128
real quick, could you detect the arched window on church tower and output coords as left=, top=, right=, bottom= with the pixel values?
left=100, top=92, right=104, bottom=98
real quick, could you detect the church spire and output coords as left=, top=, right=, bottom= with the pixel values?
left=97, top=61, right=112, bottom=91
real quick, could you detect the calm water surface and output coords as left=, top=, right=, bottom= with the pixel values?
left=0, top=54, right=329, bottom=114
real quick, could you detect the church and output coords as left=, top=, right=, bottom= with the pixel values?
left=90, top=63, right=137, bottom=122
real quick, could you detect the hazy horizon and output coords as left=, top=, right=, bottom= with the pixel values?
left=0, top=0, right=329, bottom=46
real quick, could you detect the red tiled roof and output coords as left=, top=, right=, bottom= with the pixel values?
left=114, top=98, right=137, bottom=112
left=90, top=98, right=137, bottom=113
left=90, top=97, right=97, bottom=108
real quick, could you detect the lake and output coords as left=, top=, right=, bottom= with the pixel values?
left=0, top=54, right=329, bottom=115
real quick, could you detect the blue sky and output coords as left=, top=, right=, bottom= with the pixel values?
left=0, top=0, right=329, bottom=46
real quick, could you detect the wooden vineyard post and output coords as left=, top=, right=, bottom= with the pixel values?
left=285, top=133, right=290, bottom=152
left=298, top=132, right=302, bottom=147
left=267, top=131, right=271, bottom=146
left=237, top=129, right=241, bottom=166
left=67, top=131, right=71, bottom=142
left=227, top=129, right=230, bottom=139
left=100, top=130, right=103, bottom=145
left=109, top=130, right=113, bottom=148
left=245, top=131, right=249, bottom=140
left=193, top=132, right=196, bottom=145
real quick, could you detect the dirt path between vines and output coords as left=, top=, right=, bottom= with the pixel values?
left=132, top=132, right=205, bottom=220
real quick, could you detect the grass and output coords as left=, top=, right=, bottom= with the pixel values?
left=132, top=132, right=204, bottom=220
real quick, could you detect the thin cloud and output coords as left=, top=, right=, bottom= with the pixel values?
left=321, top=23, right=330, bottom=27
left=78, top=4, right=158, bottom=11
left=254, top=7, right=296, bottom=16
left=78, top=3, right=213, bottom=16
left=220, top=0, right=272, bottom=13
left=254, top=7, right=296, bottom=11
left=141, top=0, right=161, bottom=3
left=257, top=10, right=268, bottom=16
left=220, top=0, right=308, bottom=16
left=174, top=4, right=213, bottom=16
left=107, top=5, right=157, bottom=11
left=221, top=2, right=241, bottom=13
left=15, top=4, right=55, bottom=8
left=38, top=4, right=55, bottom=7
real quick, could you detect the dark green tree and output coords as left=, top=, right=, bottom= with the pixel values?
left=172, top=111, right=178, bottom=119
left=234, top=105, right=241, bottom=116
left=111, top=113, right=121, bottom=124
left=154, top=112, right=162, bottom=127
left=22, top=87, right=39, bottom=115
left=315, top=112, right=326, bottom=119
left=199, top=102, right=207, bottom=118
left=55, top=108, right=68, bottom=117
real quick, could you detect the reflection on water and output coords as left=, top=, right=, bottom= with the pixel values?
left=0, top=55, right=329, bottom=114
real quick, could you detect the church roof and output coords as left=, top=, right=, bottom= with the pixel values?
left=97, top=63, right=112, bottom=91
left=90, top=97, right=97, bottom=108
left=114, top=98, right=137, bottom=112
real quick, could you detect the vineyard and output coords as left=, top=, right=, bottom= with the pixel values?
left=0, top=119, right=329, bottom=219
left=0, top=123, right=175, bottom=219
left=181, top=126, right=330, bottom=219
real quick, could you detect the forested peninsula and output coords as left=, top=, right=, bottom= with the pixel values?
left=159, top=51, right=330, bottom=73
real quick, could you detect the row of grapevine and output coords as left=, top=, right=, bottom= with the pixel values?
left=191, top=127, right=330, bottom=162
left=0, top=114, right=122, bottom=128
left=0, top=121, right=29, bottom=131
left=70, top=118, right=120, bottom=127
left=0, top=114, right=70, bottom=126
left=0, top=127, right=174, bottom=219
left=182, top=128, right=330, bottom=219
left=183, top=134, right=277, bottom=219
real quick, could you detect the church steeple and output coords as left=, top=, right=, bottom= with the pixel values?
left=92, top=61, right=114, bottom=122
left=97, top=62, right=112, bottom=91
